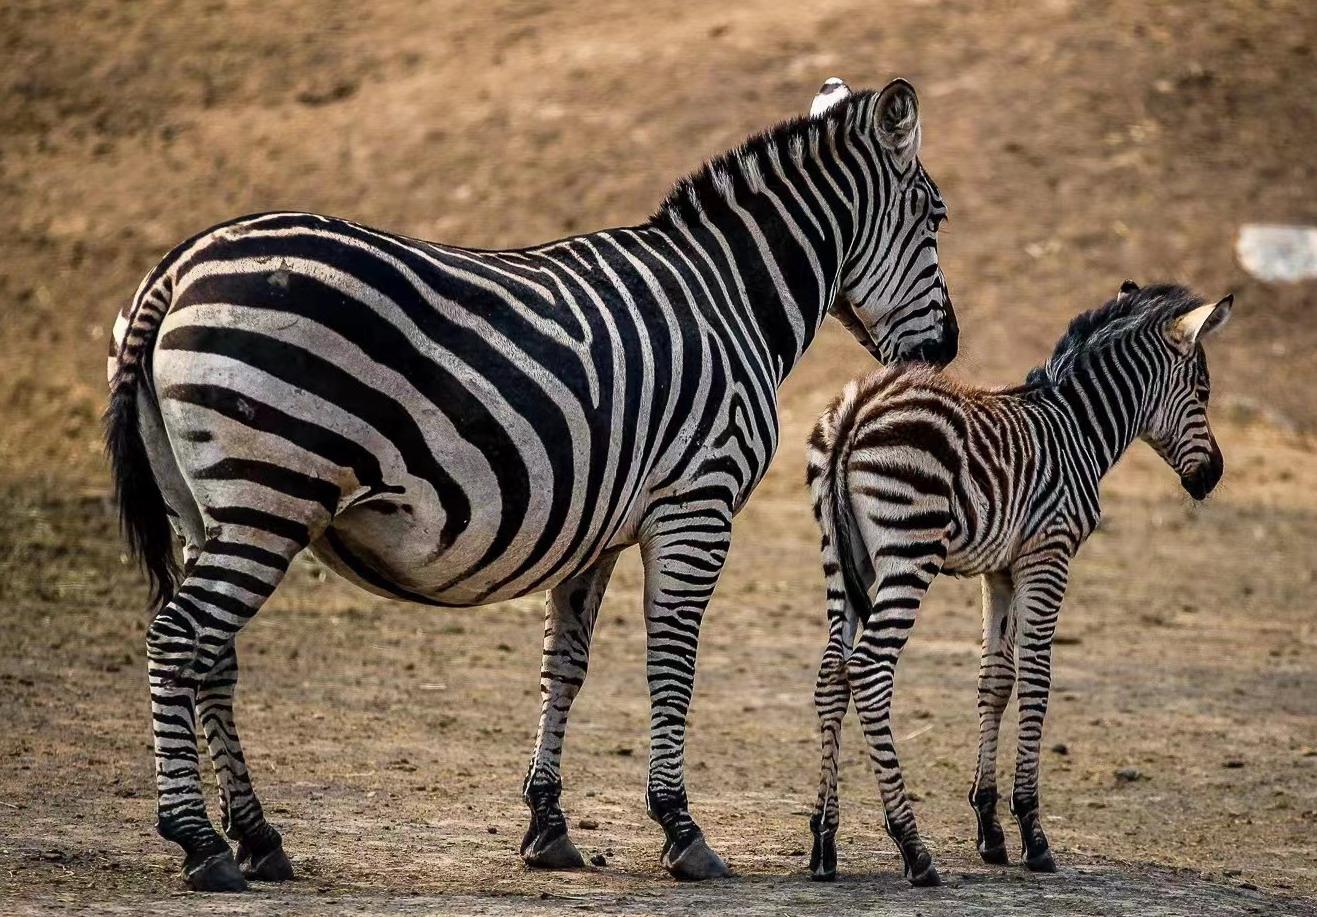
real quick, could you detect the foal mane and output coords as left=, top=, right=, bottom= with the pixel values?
left=1021, top=283, right=1207, bottom=389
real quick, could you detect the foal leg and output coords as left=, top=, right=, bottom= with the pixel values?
left=846, top=547, right=944, bottom=887
left=1009, top=549, right=1072, bottom=873
left=149, top=525, right=312, bottom=891
left=640, top=504, right=732, bottom=880
left=808, top=547, right=857, bottom=881
left=198, top=641, right=293, bottom=881
left=521, top=553, right=619, bottom=869
left=969, top=571, right=1016, bottom=865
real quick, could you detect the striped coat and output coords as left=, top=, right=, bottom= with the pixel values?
left=105, top=77, right=958, bottom=890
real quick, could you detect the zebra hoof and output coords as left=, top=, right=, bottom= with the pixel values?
left=909, top=861, right=942, bottom=888
left=979, top=843, right=1010, bottom=866
left=237, top=842, right=294, bottom=881
left=663, top=834, right=730, bottom=881
left=808, top=829, right=837, bottom=882
left=522, top=832, right=585, bottom=870
left=185, top=850, right=248, bottom=892
left=1025, top=848, right=1057, bottom=873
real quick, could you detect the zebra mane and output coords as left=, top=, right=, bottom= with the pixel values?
left=1023, top=283, right=1207, bottom=388
left=654, top=90, right=878, bottom=227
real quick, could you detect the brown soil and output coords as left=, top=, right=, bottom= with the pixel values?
left=1, top=1, right=1314, bottom=913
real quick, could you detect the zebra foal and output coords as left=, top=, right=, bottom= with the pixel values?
left=105, top=78, right=958, bottom=890
left=805, top=281, right=1232, bottom=884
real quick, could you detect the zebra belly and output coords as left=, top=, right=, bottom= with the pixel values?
left=306, top=492, right=634, bottom=607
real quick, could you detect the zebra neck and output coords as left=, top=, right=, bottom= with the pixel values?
left=655, top=133, right=862, bottom=384
left=1049, top=359, right=1152, bottom=483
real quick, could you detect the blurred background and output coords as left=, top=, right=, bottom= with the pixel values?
left=1, top=0, right=1314, bottom=910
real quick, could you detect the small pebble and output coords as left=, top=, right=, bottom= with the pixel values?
left=590, top=853, right=607, bottom=867
left=1114, top=767, right=1143, bottom=783
left=487, top=826, right=498, bottom=834
left=578, top=817, right=600, bottom=830
left=1051, top=743, right=1069, bottom=755
left=1223, top=759, right=1245, bottom=769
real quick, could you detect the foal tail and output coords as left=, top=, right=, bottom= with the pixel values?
left=807, top=385, right=875, bottom=626
left=104, top=264, right=180, bottom=611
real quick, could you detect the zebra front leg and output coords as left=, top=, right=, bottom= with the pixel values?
left=640, top=509, right=732, bottom=881
left=969, top=571, right=1016, bottom=866
left=809, top=613, right=851, bottom=882
left=198, top=642, right=293, bottom=882
left=148, top=529, right=308, bottom=891
left=521, top=553, right=619, bottom=870
left=1008, top=550, right=1072, bottom=873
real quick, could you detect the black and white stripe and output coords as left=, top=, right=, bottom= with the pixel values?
left=105, top=77, right=958, bottom=891
left=805, top=281, right=1231, bottom=884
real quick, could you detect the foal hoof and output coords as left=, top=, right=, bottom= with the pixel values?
left=238, top=842, right=294, bottom=881
left=909, top=861, right=942, bottom=888
left=979, top=843, right=1010, bottom=866
left=663, top=835, right=730, bottom=881
left=185, top=850, right=248, bottom=892
left=1025, top=848, right=1057, bottom=873
left=523, top=832, right=585, bottom=870
left=808, top=831, right=837, bottom=882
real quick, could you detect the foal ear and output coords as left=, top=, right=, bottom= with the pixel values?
left=875, top=78, right=921, bottom=171
left=810, top=77, right=852, bottom=117
left=1168, top=295, right=1233, bottom=351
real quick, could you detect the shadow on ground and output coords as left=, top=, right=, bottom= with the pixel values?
left=10, top=862, right=1312, bottom=917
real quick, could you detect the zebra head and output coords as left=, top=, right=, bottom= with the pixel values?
left=1140, top=284, right=1233, bottom=500
left=814, top=78, right=958, bottom=367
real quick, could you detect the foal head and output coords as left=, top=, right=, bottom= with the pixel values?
left=1133, top=283, right=1233, bottom=499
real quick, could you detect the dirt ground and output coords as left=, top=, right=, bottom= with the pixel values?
left=1, top=1, right=1315, bottom=914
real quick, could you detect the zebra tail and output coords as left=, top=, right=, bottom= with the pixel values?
left=829, top=469, right=874, bottom=626
left=814, top=401, right=873, bottom=625
left=104, top=280, right=179, bottom=612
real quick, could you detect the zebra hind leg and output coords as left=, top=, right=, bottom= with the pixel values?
left=808, top=624, right=850, bottom=881
left=148, top=533, right=307, bottom=891
left=808, top=540, right=856, bottom=882
left=199, top=641, right=294, bottom=881
left=844, top=548, right=945, bottom=887
left=521, top=554, right=619, bottom=870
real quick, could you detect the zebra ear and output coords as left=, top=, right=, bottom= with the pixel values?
left=1119, top=280, right=1140, bottom=299
left=875, top=78, right=921, bottom=171
left=1168, top=295, right=1233, bottom=351
left=810, top=77, right=852, bottom=117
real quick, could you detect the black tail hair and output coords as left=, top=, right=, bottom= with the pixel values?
left=104, top=373, right=178, bottom=611
left=830, top=462, right=874, bottom=625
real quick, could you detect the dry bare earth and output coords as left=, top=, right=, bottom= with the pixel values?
left=1, top=1, right=1315, bottom=914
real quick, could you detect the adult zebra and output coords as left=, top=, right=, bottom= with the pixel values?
left=105, top=77, right=957, bottom=891
left=805, top=282, right=1231, bottom=885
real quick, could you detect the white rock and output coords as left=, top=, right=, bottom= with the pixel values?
left=1236, top=224, right=1317, bottom=282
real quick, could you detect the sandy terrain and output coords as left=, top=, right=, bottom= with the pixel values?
left=1, top=1, right=1314, bottom=913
